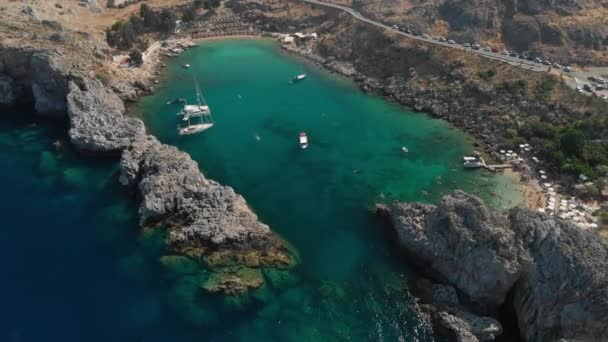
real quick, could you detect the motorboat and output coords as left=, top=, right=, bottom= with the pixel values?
left=402, top=146, right=409, bottom=153
left=464, top=160, right=484, bottom=168
left=183, top=63, right=191, bottom=68
left=291, top=74, right=307, bottom=83
left=299, top=132, right=308, bottom=149
left=178, top=122, right=214, bottom=135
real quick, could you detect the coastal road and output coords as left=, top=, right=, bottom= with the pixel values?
left=298, top=0, right=608, bottom=99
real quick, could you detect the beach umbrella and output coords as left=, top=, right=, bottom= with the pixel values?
left=507, top=150, right=513, bottom=153
left=537, top=208, right=545, bottom=213
left=524, top=148, right=531, bottom=152
left=548, top=187, right=554, bottom=191
left=543, top=182, right=551, bottom=187
left=591, top=223, right=598, bottom=228
left=539, top=170, right=546, bottom=174
left=500, top=150, right=505, bottom=154
left=524, top=143, right=530, bottom=147
left=519, top=144, right=525, bottom=148
left=541, top=175, right=548, bottom=179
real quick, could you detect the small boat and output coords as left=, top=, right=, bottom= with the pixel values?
left=402, top=146, right=409, bottom=153
left=167, top=98, right=186, bottom=105
left=291, top=74, right=307, bottom=83
left=183, top=64, right=191, bottom=68
left=299, top=132, right=308, bottom=149
left=463, top=156, right=478, bottom=162
left=464, top=160, right=484, bottom=168
left=178, top=122, right=214, bottom=135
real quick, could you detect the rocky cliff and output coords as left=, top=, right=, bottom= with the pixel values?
left=380, top=191, right=608, bottom=341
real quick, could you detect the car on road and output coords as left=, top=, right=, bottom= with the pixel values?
left=542, top=60, right=551, bottom=65
left=563, top=66, right=572, bottom=72
left=509, top=52, right=518, bottom=57
left=500, top=50, right=508, bottom=55
left=583, top=84, right=593, bottom=92
left=472, top=44, right=481, bottom=50
left=463, top=43, right=471, bottom=48
left=422, top=33, right=429, bottom=38
left=483, top=46, right=491, bottom=51
left=406, top=29, right=412, bottom=34
left=527, top=56, right=535, bottom=61
left=439, top=37, right=447, bottom=42
left=518, top=54, right=526, bottom=59
left=576, top=86, right=583, bottom=92
left=448, top=39, right=455, bottom=44
left=588, top=76, right=597, bottom=82
left=534, top=57, right=543, bottom=63
left=392, top=25, right=399, bottom=30
left=552, top=63, right=562, bottom=69
left=491, top=48, right=498, bottom=53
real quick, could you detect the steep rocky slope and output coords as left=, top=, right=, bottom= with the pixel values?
left=344, top=0, right=608, bottom=65
left=380, top=191, right=608, bottom=341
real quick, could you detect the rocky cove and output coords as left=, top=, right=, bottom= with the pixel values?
left=1, top=2, right=607, bottom=341
left=0, top=45, right=296, bottom=296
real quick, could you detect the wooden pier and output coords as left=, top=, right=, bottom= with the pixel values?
left=470, top=158, right=513, bottom=172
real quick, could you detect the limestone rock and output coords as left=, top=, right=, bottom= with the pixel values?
left=119, top=135, right=295, bottom=266
left=0, top=74, right=17, bottom=105
left=388, top=191, right=530, bottom=312
left=66, top=78, right=145, bottom=153
left=384, top=191, right=608, bottom=341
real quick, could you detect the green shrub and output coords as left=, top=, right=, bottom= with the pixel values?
left=478, top=69, right=496, bottom=81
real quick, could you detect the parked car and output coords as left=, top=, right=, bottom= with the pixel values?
left=392, top=25, right=399, bottom=30
left=583, top=84, right=593, bottom=92
left=447, top=39, right=456, bottom=44
left=463, top=43, right=471, bottom=48
left=552, top=63, right=562, bottom=69
left=406, top=29, right=412, bottom=34
left=563, top=66, right=572, bottom=72
left=483, top=46, right=491, bottom=51
left=500, top=50, right=508, bottom=55
left=472, top=44, right=481, bottom=50
left=491, top=48, right=498, bottom=53
left=588, top=76, right=596, bottom=82
left=518, top=54, right=526, bottom=59
left=422, top=33, right=430, bottom=38
left=543, top=60, right=551, bottom=65
left=534, top=57, right=543, bottom=63
left=527, top=56, right=535, bottom=61
left=509, top=52, right=518, bottom=57
left=597, top=78, right=606, bottom=85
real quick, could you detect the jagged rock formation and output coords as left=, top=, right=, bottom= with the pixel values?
left=380, top=191, right=608, bottom=341
left=0, top=47, right=71, bottom=115
left=119, top=135, right=295, bottom=281
left=66, top=78, right=145, bottom=153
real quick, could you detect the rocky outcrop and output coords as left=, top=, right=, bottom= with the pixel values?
left=0, top=47, right=71, bottom=115
left=66, top=78, right=145, bottom=153
left=388, top=191, right=530, bottom=313
left=119, top=135, right=295, bottom=268
left=381, top=191, right=608, bottom=341
left=0, top=74, right=17, bottom=105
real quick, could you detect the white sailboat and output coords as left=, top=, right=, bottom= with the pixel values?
left=177, top=80, right=214, bottom=136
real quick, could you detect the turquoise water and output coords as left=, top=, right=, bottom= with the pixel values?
left=134, top=39, right=522, bottom=340
left=0, top=40, right=522, bottom=342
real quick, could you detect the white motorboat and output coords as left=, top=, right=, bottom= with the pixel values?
left=464, top=160, right=484, bottom=168
left=183, top=63, right=191, bottom=68
left=299, top=132, right=308, bottom=149
left=402, top=146, right=409, bottom=153
left=463, top=156, right=478, bottom=162
left=292, top=74, right=307, bottom=83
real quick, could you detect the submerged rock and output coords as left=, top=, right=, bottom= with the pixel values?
left=66, top=78, right=145, bottom=153
left=381, top=191, right=608, bottom=341
left=202, top=266, right=264, bottom=296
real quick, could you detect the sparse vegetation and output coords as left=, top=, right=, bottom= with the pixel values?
left=534, top=76, right=558, bottom=100
left=478, top=68, right=496, bottom=80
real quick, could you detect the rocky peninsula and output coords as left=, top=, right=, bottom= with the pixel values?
left=0, top=4, right=295, bottom=295
left=378, top=191, right=608, bottom=341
